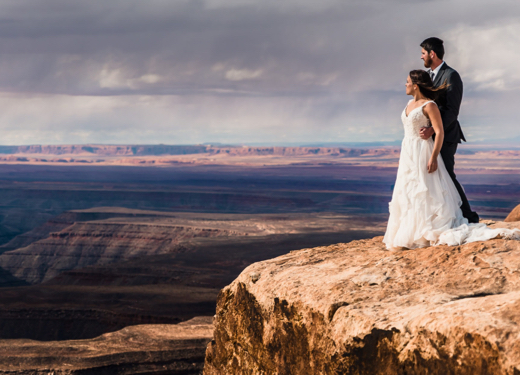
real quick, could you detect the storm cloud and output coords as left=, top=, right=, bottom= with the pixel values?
left=0, top=0, right=518, bottom=144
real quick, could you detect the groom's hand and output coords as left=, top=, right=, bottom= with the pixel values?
left=420, top=126, right=435, bottom=140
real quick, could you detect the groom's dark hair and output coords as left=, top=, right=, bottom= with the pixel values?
left=421, top=37, right=445, bottom=60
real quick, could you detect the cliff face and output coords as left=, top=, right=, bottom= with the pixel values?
left=0, top=210, right=158, bottom=254
left=0, top=316, right=213, bottom=374
left=205, top=221, right=520, bottom=375
left=0, top=221, right=244, bottom=284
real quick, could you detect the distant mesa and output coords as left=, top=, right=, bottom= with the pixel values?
left=0, top=144, right=209, bottom=156
left=0, top=143, right=518, bottom=169
left=0, top=207, right=380, bottom=285
left=0, top=208, right=250, bottom=284
left=0, top=144, right=406, bottom=167
left=0, top=144, right=400, bottom=158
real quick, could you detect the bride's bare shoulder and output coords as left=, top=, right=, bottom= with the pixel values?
left=424, top=101, right=438, bottom=110
left=422, top=101, right=440, bottom=118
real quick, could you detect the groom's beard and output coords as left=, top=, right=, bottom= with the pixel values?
left=423, top=55, right=433, bottom=68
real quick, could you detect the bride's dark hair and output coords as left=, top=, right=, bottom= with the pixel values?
left=409, top=69, right=448, bottom=100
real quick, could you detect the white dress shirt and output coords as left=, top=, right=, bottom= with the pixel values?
left=428, top=61, right=445, bottom=82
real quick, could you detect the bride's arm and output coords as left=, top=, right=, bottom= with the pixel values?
left=423, top=102, right=444, bottom=173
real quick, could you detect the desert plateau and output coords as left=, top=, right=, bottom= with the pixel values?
left=0, top=144, right=518, bottom=374
left=2, top=0, right=519, bottom=373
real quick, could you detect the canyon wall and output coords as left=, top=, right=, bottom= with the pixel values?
left=0, top=220, right=245, bottom=284
left=0, top=209, right=159, bottom=254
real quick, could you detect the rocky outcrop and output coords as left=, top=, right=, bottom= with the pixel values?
left=0, top=316, right=213, bottom=374
left=205, top=221, right=520, bottom=375
left=505, top=204, right=520, bottom=222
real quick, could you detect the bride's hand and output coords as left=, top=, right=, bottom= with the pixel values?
left=428, top=157, right=438, bottom=173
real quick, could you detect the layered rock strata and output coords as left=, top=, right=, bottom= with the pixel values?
left=0, top=221, right=244, bottom=284
left=0, top=209, right=159, bottom=254
left=0, top=316, right=213, bottom=374
left=0, top=209, right=380, bottom=285
left=205, top=221, right=520, bottom=375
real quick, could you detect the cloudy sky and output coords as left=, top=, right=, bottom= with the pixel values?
left=0, top=0, right=519, bottom=145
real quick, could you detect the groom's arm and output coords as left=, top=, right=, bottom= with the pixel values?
left=441, top=70, right=463, bottom=130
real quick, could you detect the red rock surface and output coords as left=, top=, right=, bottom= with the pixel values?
left=505, top=204, right=520, bottom=222
left=205, top=221, right=520, bottom=374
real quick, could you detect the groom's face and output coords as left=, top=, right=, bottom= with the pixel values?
left=421, top=48, right=433, bottom=68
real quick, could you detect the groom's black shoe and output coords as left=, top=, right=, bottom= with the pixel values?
left=464, top=210, right=480, bottom=224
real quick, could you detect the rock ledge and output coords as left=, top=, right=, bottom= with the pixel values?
left=204, top=221, right=520, bottom=375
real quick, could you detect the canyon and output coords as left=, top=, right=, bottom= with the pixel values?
left=0, top=208, right=382, bottom=285
left=0, top=207, right=382, bottom=342
left=0, top=145, right=517, bottom=373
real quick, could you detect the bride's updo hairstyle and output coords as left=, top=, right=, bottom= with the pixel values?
left=409, top=69, right=448, bottom=101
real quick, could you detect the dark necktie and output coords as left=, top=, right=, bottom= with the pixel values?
left=430, top=71, right=435, bottom=81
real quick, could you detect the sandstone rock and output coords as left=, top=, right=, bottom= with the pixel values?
left=0, top=316, right=213, bottom=374
left=505, top=204, right=520, bottom=222
left=205, top=221, right=520, bottom=375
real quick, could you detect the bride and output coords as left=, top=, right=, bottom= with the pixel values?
left=383, top=70, right=519, bottom=250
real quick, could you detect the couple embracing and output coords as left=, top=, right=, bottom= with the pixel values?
left=383, top=37, right=519, bottom=250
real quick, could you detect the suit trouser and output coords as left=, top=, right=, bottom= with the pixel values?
left=440, top=142, right=479, bottom=223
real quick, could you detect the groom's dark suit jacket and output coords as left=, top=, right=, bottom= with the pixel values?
left=433, top=63, right=479, bottom=222
left=433, top=63, right=466, bottom=143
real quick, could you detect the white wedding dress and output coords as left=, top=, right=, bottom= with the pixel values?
left=383, top=100, right=520, bottom=249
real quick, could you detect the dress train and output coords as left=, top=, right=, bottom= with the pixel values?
left=383, top=100, right=520, bottom=249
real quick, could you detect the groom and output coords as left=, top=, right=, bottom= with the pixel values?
left=419, top=37, right=480, bottom=223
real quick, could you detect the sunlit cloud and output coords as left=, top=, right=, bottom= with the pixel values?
left=450, top=21, right=520, bottom=92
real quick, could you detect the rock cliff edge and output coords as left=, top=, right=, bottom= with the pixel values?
left=204, top=220, right=520, bottom=374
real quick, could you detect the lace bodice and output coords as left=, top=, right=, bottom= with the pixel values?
left=401, top=100, right=434, bottom=139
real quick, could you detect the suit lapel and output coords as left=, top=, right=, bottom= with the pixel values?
left=433, top=63, right=448, bottom=87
